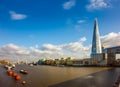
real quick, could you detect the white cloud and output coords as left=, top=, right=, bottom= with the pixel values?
left=63, top=0, right=76, bottom=10
left=9, top=11, right=27, bottom=20
left=42, top=44, right=61, bottom=51
left=79, top=37, right=87, bottom=42
left=0, top=44, right=30, bottom=62
left=30, top=47, right=53, bottom=54
left=77, top=20, right=86, bottom=24
left=60, top=37, right=90, bottom=58
left=86, top=0, right=110, bottom=10
left=101, top=32, right=120, bottom=47
left=0, top=37, right=90, bottom=62
left=0, top=32, right=119, bottom=62
left=61, top=42, right=90, bottom=53
left=0, top=44, right=29, bottom=55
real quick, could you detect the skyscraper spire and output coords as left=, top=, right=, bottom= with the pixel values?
left=91, top=18, right=102, bottom=58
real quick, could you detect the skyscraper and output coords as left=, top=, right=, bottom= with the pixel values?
left=91, top=19, right=102, bottom=58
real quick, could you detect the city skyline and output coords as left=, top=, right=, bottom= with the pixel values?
left=0, top=0, right=120, bottom=61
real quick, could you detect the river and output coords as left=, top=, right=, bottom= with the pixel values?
left=0, top=65, right=118, bottom=87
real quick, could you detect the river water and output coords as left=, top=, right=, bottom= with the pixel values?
left=0, top=65, right=115, bottom=87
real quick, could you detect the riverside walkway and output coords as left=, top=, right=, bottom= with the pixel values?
left=50, top=68, right=120, bottom=87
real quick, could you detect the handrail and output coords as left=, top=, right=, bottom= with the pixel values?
left=113, top=75, right=120, bottom=87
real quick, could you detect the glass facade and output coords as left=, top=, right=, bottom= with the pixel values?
left=91, top=19, right=102, bottom=58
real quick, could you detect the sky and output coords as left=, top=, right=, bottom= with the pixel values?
left=0, top=0, right=120, bottom=61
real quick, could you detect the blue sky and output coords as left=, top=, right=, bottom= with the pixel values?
left=0, top=0, right=120, bottom=61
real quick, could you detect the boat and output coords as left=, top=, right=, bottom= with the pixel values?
left=29, top=63, right=33, bottom=66
left=32, top=62, right=38, bottom=66
left=20, top=70, right=28, bottom=74
left=4, top=65, right=9, bottom=68
left=4, top=65, right=12, bottom=70
left=12, top=64, right=16, bottom=68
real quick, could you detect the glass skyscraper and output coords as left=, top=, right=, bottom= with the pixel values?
left=91, top=19, right=102, bottom=58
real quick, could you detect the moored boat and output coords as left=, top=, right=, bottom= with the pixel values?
left=20, top=70, right=28, bottom=74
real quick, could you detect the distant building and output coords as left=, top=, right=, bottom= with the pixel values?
left=72, top=59, right=83, bottom=65
left=72, top=58, right=91, bottom=65
left=0, top=60, right=10, bottom=65
left=90, top=19, right=120, bottom=66
left=103, top=46, right=120, bottom=65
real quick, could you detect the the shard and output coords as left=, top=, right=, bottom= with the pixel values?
left=91, top=19, right=102, bottom=58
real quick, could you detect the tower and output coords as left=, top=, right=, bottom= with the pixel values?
left=91, top=18, right=102, bottom=58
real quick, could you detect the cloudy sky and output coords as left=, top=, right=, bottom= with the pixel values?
left=0, top=0, right=120, bottom=62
